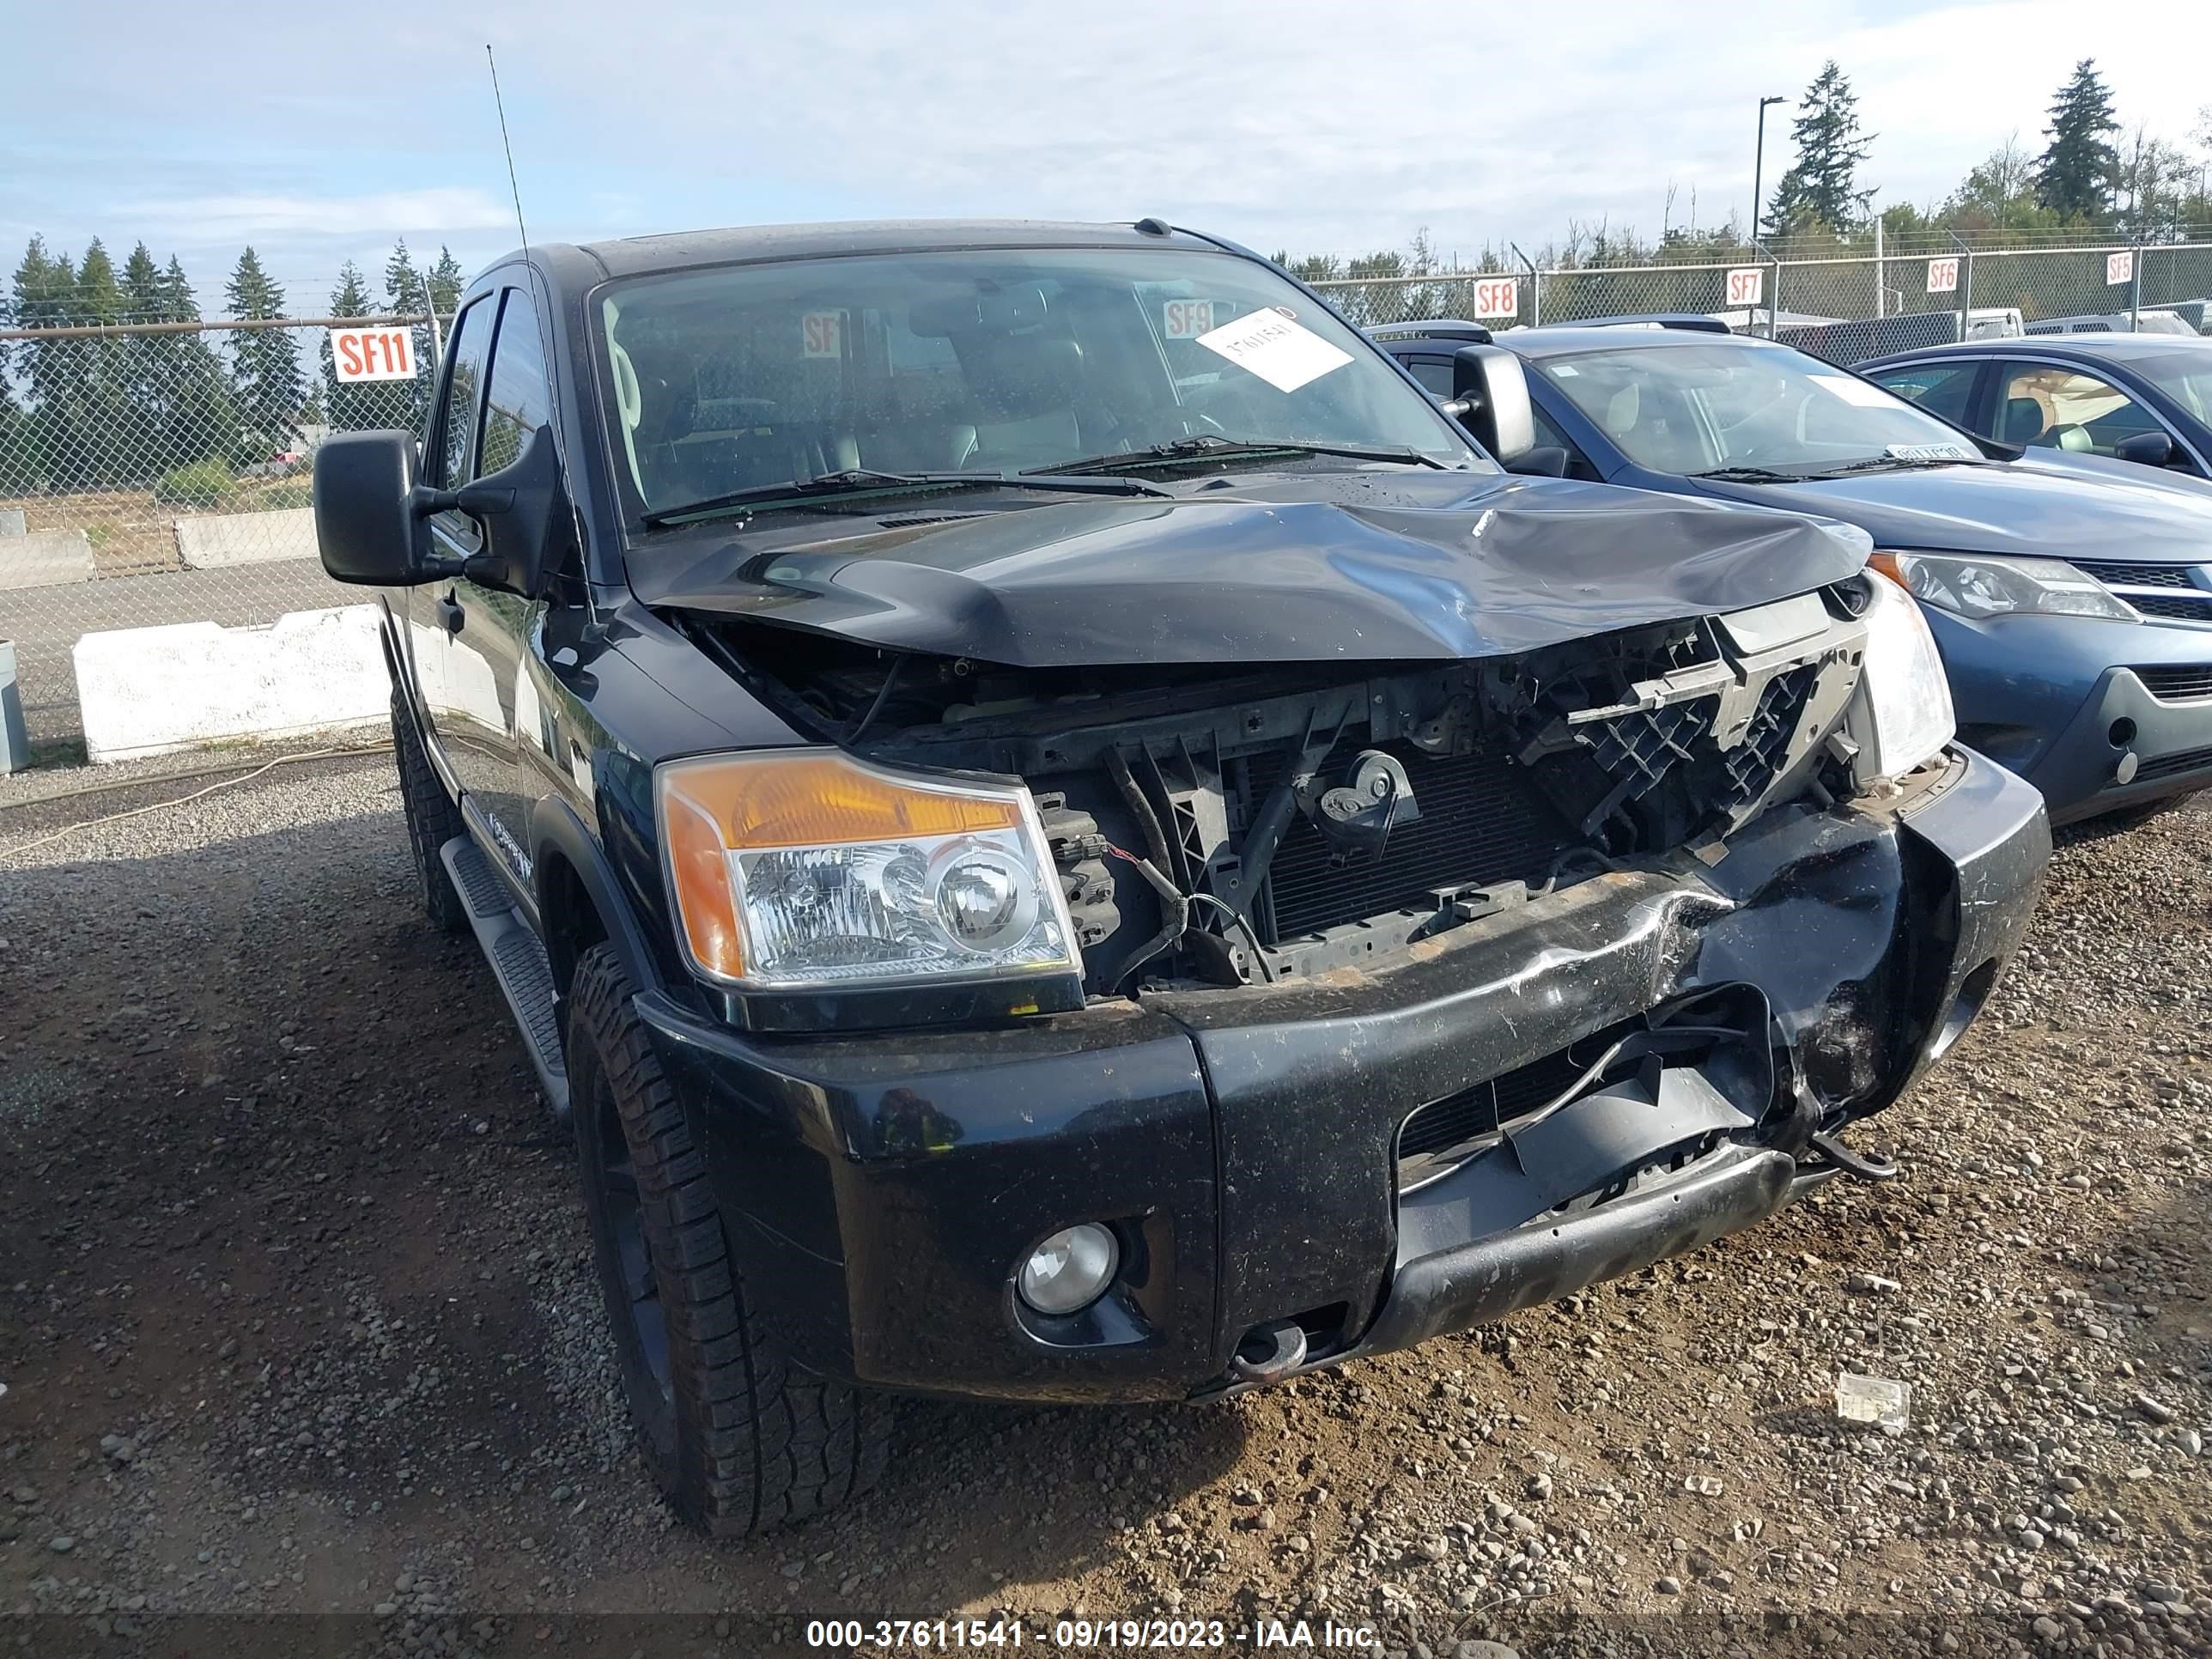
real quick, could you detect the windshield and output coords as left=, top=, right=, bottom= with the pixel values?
left=2130, top=350, right=2212, bottom=424
left=1534, top=342, right=1979, bottom=476
left=596, top=246, right=1481, bottom=523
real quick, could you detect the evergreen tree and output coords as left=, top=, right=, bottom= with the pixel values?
left=1763, top=62, right=1876, bottom=236
left=2033, top=60, right=2119, bottom=222
left=383, top=239, right=434, bottom=427
left=117, top=249, right=235, bottom=472
left=427, top=246, right=465, bottom=319
left=323, top=261, right=382, bottom=432
left=225, top=246, right=303, bottom=455
left=38, top=239, right=136, bottom=488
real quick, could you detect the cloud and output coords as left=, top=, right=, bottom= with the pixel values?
left=112, top=187, right=514, bottom=242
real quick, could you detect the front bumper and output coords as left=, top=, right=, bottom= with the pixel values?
left=636, top=749, right=2048, bottom=1403
left=1929, top=609, right=2212, bottom=823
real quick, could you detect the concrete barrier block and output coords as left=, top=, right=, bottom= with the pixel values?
left=73, top=605, right=386, bottom=763
left=173, top=506, right=319, bottom=569
left=0, top=528, right=95, bottom=590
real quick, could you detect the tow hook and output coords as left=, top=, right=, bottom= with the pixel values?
left=1806, top=1130, right=1899, bottom=1182
left=1230, top=1320, right=1309, bottom=1386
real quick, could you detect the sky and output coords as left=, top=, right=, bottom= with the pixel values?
left=3, top=0, right=2206, bottom=315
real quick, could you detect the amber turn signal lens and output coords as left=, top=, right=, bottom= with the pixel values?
left=662, top=787, right=745, bottom=980
left=1867, top=550, right=1906, bottom=586
left=669, top=751, right=1020, bottom=849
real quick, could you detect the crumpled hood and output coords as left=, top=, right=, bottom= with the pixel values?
left=1695, top=458, right=2212, bottom=563
left=632, top=471, right=1871, bottom=667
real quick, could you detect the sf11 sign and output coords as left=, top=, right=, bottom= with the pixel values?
left=1724, top=267, right=1764, bottom=307
left=1470, top=277, right=1518, bottom=319
left=328, top=326, right=416, bottom=383
left=2107, top=250, right=2134, bottom=286
left=1925, top=258, right=1960, bottom=295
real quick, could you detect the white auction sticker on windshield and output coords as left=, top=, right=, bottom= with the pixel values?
left=1195, top=307, right=1352, bottom=393
left=1885, top=441, right=1978, bottom=460
left=1808, top=373, right=1899, bottom=409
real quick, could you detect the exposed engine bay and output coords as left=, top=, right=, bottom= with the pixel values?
left=688, top=579, right=1875, bottom=996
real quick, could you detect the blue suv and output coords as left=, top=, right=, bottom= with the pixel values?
left=1374, top=319, right=2212, bottom=823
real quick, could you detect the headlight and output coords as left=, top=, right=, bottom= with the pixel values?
left=1874, top=550, right=2136, bottom=622
left=1847, top=573, right=1957, bottom=784
left=657, top=749, right=1081, bottom=997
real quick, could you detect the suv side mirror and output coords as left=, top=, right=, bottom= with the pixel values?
left=315, top=425, right=572, bottom=596
left=422, top=424, right=574, bottom=599
left=2114, top=429, right=2175, bottom=468
left=315, top=429, right=437, bottom=585
left=1449, top=343, right=1537, bottom=464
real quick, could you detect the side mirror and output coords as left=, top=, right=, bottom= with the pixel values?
left=1504, top=446, right=1569, bottom=478
left=314, top=430, right=438, bottom=586
left=421, top=424, right=573, bottom=599
left=2114, top=429, right=2175, bottom=468
left=1449, top=343, right=1537, bottom=464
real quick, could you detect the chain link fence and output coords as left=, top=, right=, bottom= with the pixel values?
left=4, top=241, right=2212, bottom=769
left=0, top=314, right=439, bottom=759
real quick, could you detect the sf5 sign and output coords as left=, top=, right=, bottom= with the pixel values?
left=329, top=325, right=417, bottom=383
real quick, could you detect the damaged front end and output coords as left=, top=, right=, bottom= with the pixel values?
left=641, top=518, right=2045, bottom=1401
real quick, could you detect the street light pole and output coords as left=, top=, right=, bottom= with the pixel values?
left=1752, top=94, right=1788, bottom=338
left=1751, top=95, right=1787, bottom=249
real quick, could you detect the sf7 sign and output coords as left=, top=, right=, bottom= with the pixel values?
left=1724, top=267, right=1764, bottom=307
left=328, top=325, right=416, bottom=382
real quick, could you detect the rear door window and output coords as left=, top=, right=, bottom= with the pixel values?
left=1996, top=364, right=2163, bottom=453
left=1866, top=362, right=1984, bottom=429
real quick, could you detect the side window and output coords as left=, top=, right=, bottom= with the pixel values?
left=1868, top=362, right=1983, bottom=428
left=1403, top=357, right=1456, bottom=398
left=433, top=300, right=497, bottom=487
left=1997, top=365, right=2160, bottom=453
left=1530, top=404, right=1601, bottom=481
left=480, top=289, right=551, bottom=476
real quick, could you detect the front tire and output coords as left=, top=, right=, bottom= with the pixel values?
left=391, top=685, right=468, bottom=934
left=566, top=943, right=888, bottom=1534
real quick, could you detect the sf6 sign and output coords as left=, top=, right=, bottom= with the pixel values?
left=1925, top=258, right=1960, bottom=295
left=328, top=325, right=417, bottom=382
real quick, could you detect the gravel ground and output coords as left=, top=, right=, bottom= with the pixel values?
left=2, top=758, right=2208, bottom=1659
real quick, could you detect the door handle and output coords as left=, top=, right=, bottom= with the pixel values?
left=437, top=591, right=465, bottom=635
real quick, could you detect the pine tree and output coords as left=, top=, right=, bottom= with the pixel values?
left=51, top=239, right=133, bottom=487
left=132, top=253, right=235, bottom=470
left=323, top=261, right=383, bottom=433
left=2034, top=61, right=2119, bottom=223
left=1762, top=62, right=1876, bottom=237
left=225, top=246, right=303, bottom=455
left=383, top=240, right=434, bottom=427
left=7, top=237, right=78, bottom=489
left=427, top=247, right=465, bottom=319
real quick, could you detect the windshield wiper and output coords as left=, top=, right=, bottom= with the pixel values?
left=642, top=467, right=1169, bottom=526
left=1802, top=455, right=1984, bottom=479
left=1024, top=434, right=1449, bottom=477
left=1687, top=465, right=1803, bottom=483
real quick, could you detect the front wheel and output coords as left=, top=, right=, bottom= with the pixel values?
left=566, top=943, right=889, bottom=1534
left=391, top=686, right=467, bottom=934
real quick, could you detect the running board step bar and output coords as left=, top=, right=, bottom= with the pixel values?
left=441, top=836, right=570, bottom=1118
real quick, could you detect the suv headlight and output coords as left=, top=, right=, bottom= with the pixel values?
left=658, top=749, right=1081, bottom=998
left=1873, top=550, right=2136, bottom=622
left=1847, top=573, right=1957, bottom=784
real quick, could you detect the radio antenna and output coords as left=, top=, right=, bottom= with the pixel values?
left=486, top=45, right=529, bottom=254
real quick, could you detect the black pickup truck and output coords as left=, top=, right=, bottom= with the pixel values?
left=314, top=218, right=2049, bottom=1536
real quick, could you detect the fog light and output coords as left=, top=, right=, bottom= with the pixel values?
left=1016, top=1224, right=1120, bottom=1316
